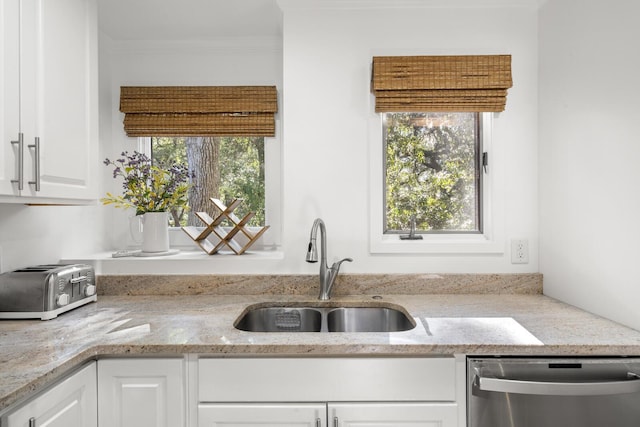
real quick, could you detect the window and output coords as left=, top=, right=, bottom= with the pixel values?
left=149, top=136, right=266, bottom=228
left=383, top=112, right=482, bottom=234
left=120, top=85, right=280, bottom=250
left=369, top=112, right=499, bottom=254
left=369, top=54, right=509, bottom=253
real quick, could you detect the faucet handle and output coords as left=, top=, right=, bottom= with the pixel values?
left=331, top=257, right=353, bottom=270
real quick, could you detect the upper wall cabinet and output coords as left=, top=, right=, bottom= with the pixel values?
left=0, top=0, right=21, bottom=196
left=0, top=0, right=98, bottom=203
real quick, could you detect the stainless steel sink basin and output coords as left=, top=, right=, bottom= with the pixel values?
left=326, top=307, right=415, bottom=332
left=234, top=304, right=415, bottom=333
left=235, top=307, right=322, bottom=332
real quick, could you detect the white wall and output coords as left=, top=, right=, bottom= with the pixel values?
left=96, top=3, right=539, bottom=274
left=1, top=4, right=540, bottom=276
left=280, top=4, right=539, bottom=274
left=539, top=0, right=640, bottom=329
left=0, top=204, right=104, bottom=272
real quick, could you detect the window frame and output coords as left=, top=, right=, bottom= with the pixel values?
left=369, top=112, right=505, bottom=254
left=382, top=112, right=484, bottom=235
left=137, top=121, right=282, bottom=250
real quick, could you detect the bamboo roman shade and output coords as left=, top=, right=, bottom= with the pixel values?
left=120, top=86, right=278, bottom=137
left=371, top=55, right=512, bottom=112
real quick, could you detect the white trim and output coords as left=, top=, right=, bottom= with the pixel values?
left=369, top=112, right=505, bottom=254
left=263, top=119, right=283, bottom=248
left=277, top=0, right=543, bottom=10
left=62, top=250, right=285, bottom=275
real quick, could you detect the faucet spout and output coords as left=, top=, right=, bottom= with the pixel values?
left=305, top=218, right=353, bottom=300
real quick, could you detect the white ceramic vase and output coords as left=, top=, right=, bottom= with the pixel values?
left=141, top=211, right=170, bottom=253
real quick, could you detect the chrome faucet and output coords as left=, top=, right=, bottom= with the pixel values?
left=305, top=218, right=353, bottom=300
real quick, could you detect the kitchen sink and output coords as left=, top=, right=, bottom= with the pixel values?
left=326, top=307, right=415, bottom=332
left=234, top=307, right=323, bottom=332
left=234, top=304, right=415, bottom=333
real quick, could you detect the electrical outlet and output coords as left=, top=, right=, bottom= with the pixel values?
left=511, top=238, right=529, bottom=264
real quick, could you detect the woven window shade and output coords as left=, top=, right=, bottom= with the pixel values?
left=120, top=86, right=278, bottom=137
left=371, top=55, right=512, bottom=112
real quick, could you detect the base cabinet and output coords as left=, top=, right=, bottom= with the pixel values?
left=330, top=403, right=458, bottom=427
left=198, top=358, right=461, bottom=427
left=198, top=402, right=458, bottom=427
left=97, top=358, right=186, bottom=427
left=198, top=403, right=326, bottom=427
left=3, top=362, right=96, bottom=427
left=0, top=356, right=463, bottom=427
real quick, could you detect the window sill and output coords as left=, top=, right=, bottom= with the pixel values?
left=61, top=248, right=285, bottom=275
left=370, top=234, right=504, bottom=254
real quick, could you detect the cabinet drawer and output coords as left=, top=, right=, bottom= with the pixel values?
left=198, top=403, right=326, bottom=427
left=198, top=357, right=456, bottom=402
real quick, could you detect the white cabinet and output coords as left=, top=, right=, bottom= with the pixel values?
left=198, top=358, right=460, bottom=427
left=2, top=362, right=97, bottom=427
left=198, top=403, right=326, bottom=427
left=0, top=0, right=20, bottom=196
left=198, top=403, right=458, bottom=427
left=329, top=403, right=458, bottom=427
left=97, top=358, right=186, bottom=427
left=0, top=0, right=98, bottom=202
left=0, top=356, right=461, bottom=427
left=198, top=357, right=456, bottom=402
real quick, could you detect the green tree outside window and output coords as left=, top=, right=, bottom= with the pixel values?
left=384, top=112, right=481, bottom=233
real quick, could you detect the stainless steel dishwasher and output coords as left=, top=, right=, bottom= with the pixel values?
left=468, top=357, right=640, bottom=427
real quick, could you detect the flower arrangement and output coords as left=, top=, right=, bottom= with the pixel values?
left=101, top=151, right=191, bottom=216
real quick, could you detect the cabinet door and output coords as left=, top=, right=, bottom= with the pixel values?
left=198, top=403, right=326, bottom=427
left=19, top=0, right=98, bottom=200
left=329, top=402, right=458, bottom=427
left=5, top=362, right=97, bottom=427
left=0, top=0, right=21, bottom=196
left=98, top=358, right=186, bottom=427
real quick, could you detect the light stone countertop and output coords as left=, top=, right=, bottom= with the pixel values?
left=2, top=291, right=640, bottom=412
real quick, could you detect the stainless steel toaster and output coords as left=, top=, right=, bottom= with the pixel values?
left=0, top=264, right=96, bottom=320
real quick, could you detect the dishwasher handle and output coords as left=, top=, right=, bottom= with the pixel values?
left=476, top=373, right=640, bottom=396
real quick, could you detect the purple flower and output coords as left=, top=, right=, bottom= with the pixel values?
left=102, top=150, right=191, bottom=214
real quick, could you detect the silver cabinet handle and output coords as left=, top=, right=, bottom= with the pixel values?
left=10, top=133, right=24, bottom=190
left=333, top=416, right=338, bottom=427
left=28, top=137, right=40, bottom=191
left=476, top=374, right=640, bottom=396
left=316, top=418, right=321, bottom=427
left=29, top=417, right=36, bottom=427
